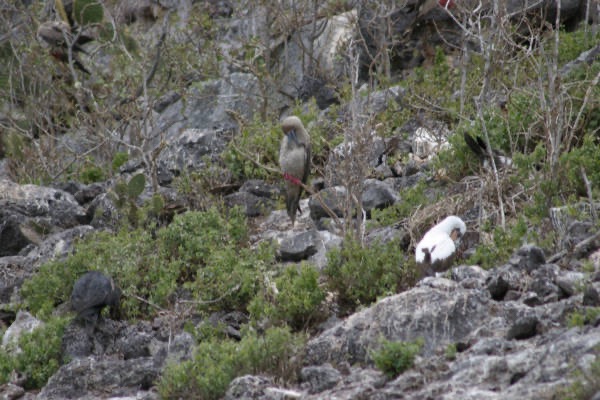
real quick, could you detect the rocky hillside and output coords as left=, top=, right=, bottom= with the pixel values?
left=1, top=0, right=599, bottom=399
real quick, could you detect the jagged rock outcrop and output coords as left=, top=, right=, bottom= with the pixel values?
left=0, top=179, right=88, bottom=256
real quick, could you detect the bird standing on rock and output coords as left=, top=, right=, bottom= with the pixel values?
left=71, top=271, right=121, bottom=332
left=415, top=215, right=466, bottom=276
left=279, top=116, right=311, bottom=226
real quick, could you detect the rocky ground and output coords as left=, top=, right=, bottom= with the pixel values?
left=1, top=0, right=599, bottom=399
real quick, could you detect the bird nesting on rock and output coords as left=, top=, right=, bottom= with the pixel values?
left=71, top=271, right=121, bottom=332
left=415, top=216, right=466, bottom=276
left=279, top=116, right=311, bottom=226
left=37, top=20, right=94, bottom=74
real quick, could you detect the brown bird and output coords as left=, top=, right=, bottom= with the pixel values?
left=37, top=20, right=94, bottom=74
left=279, top=116, right=311, bottom=226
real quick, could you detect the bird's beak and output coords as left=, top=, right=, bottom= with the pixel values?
left=450, top=228, right=462, bottom=242
left=287, top=128, right=299, bottom=145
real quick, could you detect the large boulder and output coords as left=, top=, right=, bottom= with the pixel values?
left=0, top=179, right=88, bottom=256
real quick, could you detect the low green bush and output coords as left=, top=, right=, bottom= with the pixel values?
left=371, top=337, right=424, bottom=378
left=467, top=218, right=528, bottom=269
left=567, top=308, right=600, bottom=328
left=158, top=326, right=305, bottom=400
left=324, top=237, right=414, bottom=315
left=249, top=263, right=326, bottom=331
left=21, top=207, right=275, bottom=320
left=0, top=317, right=69, bottom=389
left=555, top=352, right=600, bottom=400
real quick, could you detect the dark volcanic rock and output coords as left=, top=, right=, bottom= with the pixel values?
left=224, top=191, right=275, bottom=217
left=278, top=230, right=320, bottom=262
left=37, top=357, right=160, bottom=399
left=506, top=315, right=539, bottom=340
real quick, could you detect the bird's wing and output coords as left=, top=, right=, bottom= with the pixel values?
left=428, top=234, right=456, bottom=262
left=416, top=231, right=457, bottom=263
left=302, top=144, right=311, bottom=184
left=463, top=132, right=486, bottom=160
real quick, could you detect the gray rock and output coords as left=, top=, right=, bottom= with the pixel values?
left=366, top=226, right=410, bottom=248
left=1, top=311, right=43, bottom=351
left=37, top=357, right=160, bottom=399
left=583, top=285, right=600, bottom=306
left=511, top=245, right=546, bottom=273
left=26, top=225, right=95, bottom=269
left=560, top=44, right=600, bottom=76
left=303, top=367, right=385, bottom=400
left=556, top=271, right=586, bottom=297
left=309, top=186, right=347, bottom=220
left=325, top=135, right=387, bottom=186
left=0, top=382, right=25, bottom=400
left=0, top=256, right=29, bottom=304
left=278, top=230, right=320, bottom=262
left=305, top=283, right=493, bottom=365
left=0, top=179, right=87, bottom=228
left=240, top=180, right=282, bottom=199
left=300, top=364, right=342, bottom=394
left=506, top=316, right=539, bottom=340
left=225, top=375, right=302, bottom=400
left=158, top=127, right=229, bottom=178
left=88, top=193, right=122, bottom=229
left=224, top=191, right=275, bottom=217
left=361, top=179, right=399, bottom=213
left=451, top=265, right=488, bottom=286
left=383, top=173, right=427, bottom=192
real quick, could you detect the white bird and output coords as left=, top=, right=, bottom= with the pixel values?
left=415, top=215, right=466, bottom=276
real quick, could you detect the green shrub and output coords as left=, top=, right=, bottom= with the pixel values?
left=567, top=308, right=600, bottom=328
left=370, top=182, right=430, bottom=227
left=555, top=352, right=600, bottom=400
left=467, top=218, right=528, bottom=269
left=445, top=343, right=457, bottom=360
left=324, top=237, right=414, bottom=315
left=558, top=135, right=600, bottom=198
left=20, top=227, right=169, bottom=320
left=21, top=207, right=275, bottom=320
left=79, top=161, right=105, bottom=184
left=371, top=338, right=423, bottom=378
left=249, top=263, right=326, bottom=331
left=111, top=152, right=129, bottom=172
left=0, top=317, right=69, bottom=389
left=158, top=326, right=305, bottom=400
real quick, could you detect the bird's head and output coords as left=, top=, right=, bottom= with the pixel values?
left=440, top=216, right=466, bottom=242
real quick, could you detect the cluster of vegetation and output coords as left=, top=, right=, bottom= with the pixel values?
left=158, top=326, right=305, bottom=399
left=370, top=337, right=424, bottom=378
left=324, top=237, right=416, bottom=315
left=567, top=307, right=600, bottom=328
left=555, top=353, right=600, bottom=400
left=9, top=204, right=422, bottom=393
left=0, top=317, right=69, bottom=389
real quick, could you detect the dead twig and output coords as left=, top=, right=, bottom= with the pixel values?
left=580, top=166, right=597, bottom=223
